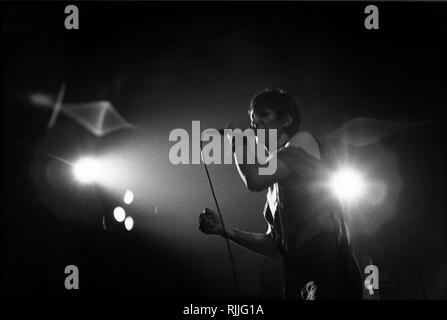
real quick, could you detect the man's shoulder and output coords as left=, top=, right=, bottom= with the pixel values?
left=286, top=131, right=321, bottom=160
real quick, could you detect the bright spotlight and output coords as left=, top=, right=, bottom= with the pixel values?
left=330, top=167, right=365, bottom=203
left=113, top=206, right=126, bottom=222
left=123, top=190, right=134, bottom=205
left=73, top=157, right=103, bottom=184
left=124, top=216, right=134, bottom=231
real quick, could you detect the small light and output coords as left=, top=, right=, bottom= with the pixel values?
left=113, top=206, right=126, bottom=222
left=123, top=190, right=134, bottom=205
left=124, top=216, right=134, bottom=231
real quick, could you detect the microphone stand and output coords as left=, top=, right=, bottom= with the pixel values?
left=200, top=139, right=241, bottom=298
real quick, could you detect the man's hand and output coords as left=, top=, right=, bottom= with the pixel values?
left=198, top=208, right=226, bottom=236
left=223, top=120, right=253, bottom=151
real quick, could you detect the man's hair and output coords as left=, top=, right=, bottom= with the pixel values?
left=249, top=88, right=301, bottom=136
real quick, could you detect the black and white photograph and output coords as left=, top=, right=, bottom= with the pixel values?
left=1, top=0, right=446, bottom=309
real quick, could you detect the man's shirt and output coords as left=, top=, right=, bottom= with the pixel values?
left=263, top=131, right=342, bottom=257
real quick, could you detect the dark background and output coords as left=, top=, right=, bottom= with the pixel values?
left=1, top=1, right=446, bottom=299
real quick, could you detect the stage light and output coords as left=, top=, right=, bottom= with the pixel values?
left=73, top=157, right=103, bottom=184
left=330, top=167, right=366, bottom=203
left=124, top=216, right=134, bottom=231
left=113, top=206, right=126, bottom=222
left=123, top=190, right=134, bottom=205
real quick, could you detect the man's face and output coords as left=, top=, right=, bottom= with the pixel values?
left=249, top=107, right=285, bottom=147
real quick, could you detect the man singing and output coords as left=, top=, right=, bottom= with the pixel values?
left=199, top=88, right=363, bottom=300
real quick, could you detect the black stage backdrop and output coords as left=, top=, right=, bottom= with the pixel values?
left=1, top=1, right=446, bottom=300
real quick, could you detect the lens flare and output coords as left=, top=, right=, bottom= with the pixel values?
left=330, top=167, right=365, bottom=203
left=124, top=216, right=134, bottom=231
left=123, top=190, right=134, bottom=205
left=73, top=157, right=103, bottom=184
left=113, top=206, right=126, bottom=222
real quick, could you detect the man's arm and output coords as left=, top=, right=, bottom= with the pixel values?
left=234, top=153, right=291, bottom=192
left=230, top=135, right=291, bottom=192
left=224, top=227, right=281, bottom=260
left=233, top=132, right=323, bottom=192
left=199, top=208, right=281, bottom=260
